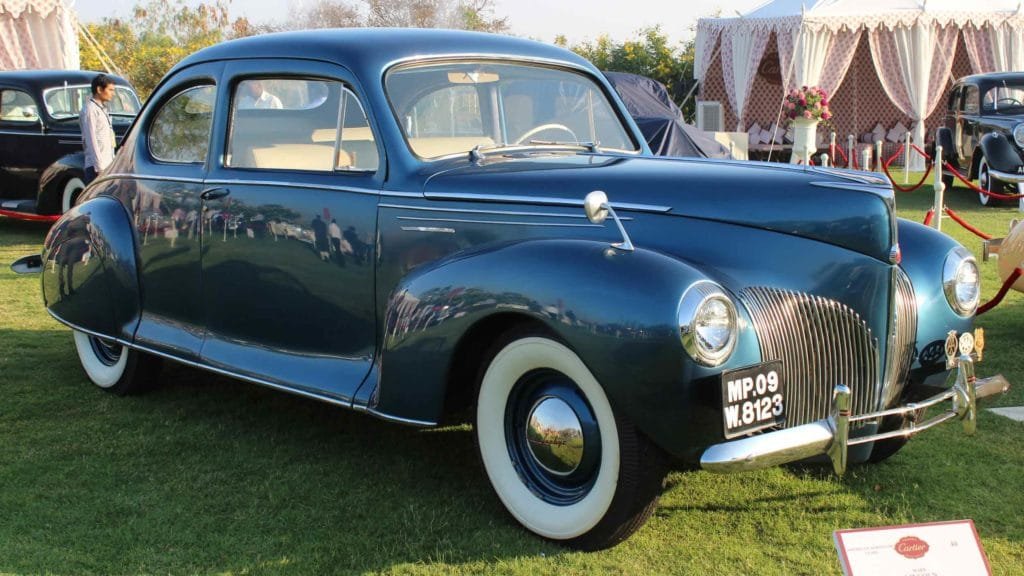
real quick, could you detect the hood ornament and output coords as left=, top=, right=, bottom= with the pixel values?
left=584, top=190, right=634, bottom=252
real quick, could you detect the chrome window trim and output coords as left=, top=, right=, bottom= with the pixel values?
left=41, top=84, right=141, bottom=119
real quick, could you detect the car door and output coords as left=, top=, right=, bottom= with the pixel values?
left=960, top=84, right=980, bottom=165
left=0, top=86, right=44, bottom=197
left=127, top=61, right=225, bottom=359
left=199, top=59, right=384, bottom=402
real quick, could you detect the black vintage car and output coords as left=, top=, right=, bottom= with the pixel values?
left=0, top=70, right=139, bottom=219
left=941, top=72, right=1024, bottom=207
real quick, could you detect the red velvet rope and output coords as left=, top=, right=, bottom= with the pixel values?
left=923, top=209, right=934, bottom=226
left=944, top=162, right=1024, bottom=200
left=944, top=207, right=994, bottom=240
left=0, top=208, right=60, bottom=223
left=978, top=267, right=1023, bottom=316
left=882, top=143, right=933, bottom=192
left=833, top=143, right=858, bottom=169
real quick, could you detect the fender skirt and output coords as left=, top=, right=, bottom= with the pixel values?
left=42, top=196, right=140, bottom=341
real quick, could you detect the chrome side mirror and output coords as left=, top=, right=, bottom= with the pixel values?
left=584, top=190, right=609, bottom=224
left=583, top=190, right=634, bottom=252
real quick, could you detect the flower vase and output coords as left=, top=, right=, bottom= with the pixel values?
left=789, top=117, right=819, bottom=164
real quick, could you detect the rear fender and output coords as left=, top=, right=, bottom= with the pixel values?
left=371, top=238, right=753, bottom=455
left=42, top=195, right=140, bottom=340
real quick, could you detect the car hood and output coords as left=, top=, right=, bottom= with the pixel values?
left=422, top=154, right=896, bottom=262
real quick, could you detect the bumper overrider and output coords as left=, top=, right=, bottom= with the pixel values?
left=700, top=330, right=1011, bottom=475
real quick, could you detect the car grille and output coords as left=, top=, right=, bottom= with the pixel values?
left=883, top=268, right=918, bottom=407
left=739, top=287, right=881, bottom=428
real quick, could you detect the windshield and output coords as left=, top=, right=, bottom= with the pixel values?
left=982, top=80, right=1024, bottom=114
left=42, top=84, right=141, bottom=119
left=385, top=61, right=639, bottom=159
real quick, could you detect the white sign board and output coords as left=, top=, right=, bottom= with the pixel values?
left=834, top=520, right=991, bottom=576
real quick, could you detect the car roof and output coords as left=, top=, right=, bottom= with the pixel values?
left=0, top=70, right=133, bottom=90
left=957, top=72, right=1024, bottom=85
left=171, top=28, right=596, bottom=80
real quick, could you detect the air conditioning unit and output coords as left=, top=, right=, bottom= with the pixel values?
left=696, top=101, right=724, bottom=132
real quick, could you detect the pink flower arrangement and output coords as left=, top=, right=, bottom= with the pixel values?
left=785, top=86, right=832, bottom=122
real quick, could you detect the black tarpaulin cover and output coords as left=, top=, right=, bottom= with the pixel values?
left=603, top=71, right=729, bottom=159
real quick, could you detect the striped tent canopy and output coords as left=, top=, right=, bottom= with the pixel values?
left=0, top=0, right=79, bottom=70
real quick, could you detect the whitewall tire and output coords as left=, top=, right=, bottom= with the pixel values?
left=475, top=333, right=667, bottom=550
left=72, top=330, right=161, bottom=395
left=978, top=158, right=996, bottom=207
left=61, top=177, right=85, bottom=213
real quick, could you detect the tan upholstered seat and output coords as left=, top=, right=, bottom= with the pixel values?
left=249, top=144, right=350, bottom=170
left=408, top=136, right=495, bottom=158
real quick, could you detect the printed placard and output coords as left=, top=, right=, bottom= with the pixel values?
left=834, top=520, right=991, bottom=576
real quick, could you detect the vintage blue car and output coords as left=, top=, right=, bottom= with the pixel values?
left=939, top=72, right=1024, bottom=207
left=17, top=29, right=1010, bottom=549
left=0, top=70, right=139, bottom=219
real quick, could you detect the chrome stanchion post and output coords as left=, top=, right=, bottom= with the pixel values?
left=904, top=132, right=911, bottom=184
left=876, top=140, right=884, bottom=174
left=821, top=153, right=830, bottom=168
left=862, top=147, right=872, bottom=172
left=827, top=384, right=852, bottom=475
left=830, top=131, right=836, bottom=166
left=847, top=134, right=855, bottom=169
left=934, top=144, right=945, bottom=231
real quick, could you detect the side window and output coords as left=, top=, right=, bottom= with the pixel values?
left=962, top=85, right=979, bottom=114
left=227, top=78, right=377, bottom=172
left=947, top=86, right=961, bottom=113
left=0, top=89, right=40, bottom=123
left=149, top=85, right=216, bottom=164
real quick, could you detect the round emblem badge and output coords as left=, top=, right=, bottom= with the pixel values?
left=959, top=332, right=975, bottom=356
left=945, top=332, right=959, bottom=359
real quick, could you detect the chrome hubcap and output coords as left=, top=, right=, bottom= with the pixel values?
left=89, top=336, right=123, bottom=366
left=526, top=397, right=584, bottom=476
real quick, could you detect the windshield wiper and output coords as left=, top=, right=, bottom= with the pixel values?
left=527, top=139, right=601, bottom=152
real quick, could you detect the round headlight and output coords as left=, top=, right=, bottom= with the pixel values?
left=679, top=282, right=738, bottom=367
left=943, top=247, right=981, bottom=316
left=1013, top=123, right=1024, bottom=148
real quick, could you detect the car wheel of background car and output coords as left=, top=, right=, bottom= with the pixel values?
left=60, top=176, right=85, bottom=213
left=72, top=330, right=162, bottom=395
left=977, top=157, right=1005, bottom=207
left=475, top=332, right=668, bottom=550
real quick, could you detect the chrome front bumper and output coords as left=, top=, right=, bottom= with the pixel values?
left=700, top=354, right=1011, bottom=475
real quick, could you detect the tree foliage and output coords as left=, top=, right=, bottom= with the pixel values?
left=79, top=0, right=259, bottom=100
left=80, top=0, right=508, bottom=100
left=561, top=27, right=697, bottom=121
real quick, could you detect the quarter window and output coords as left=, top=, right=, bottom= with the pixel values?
left=227, top=78, right=377, bottom=172
left=962, top=85, right=979, bottom=114
left=0, top=89, right=39, bottom=123
left=149, top=85, right=216, bottom=164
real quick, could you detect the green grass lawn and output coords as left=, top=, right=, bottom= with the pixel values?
left=1, top=178, right=1022, bottom=575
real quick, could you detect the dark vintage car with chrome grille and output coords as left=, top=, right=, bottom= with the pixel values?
left=14, top=29, right=1010, bottom=550
left=940, top=72, right=1024, bottom=207
left=0, top=70, right=139, bottom=220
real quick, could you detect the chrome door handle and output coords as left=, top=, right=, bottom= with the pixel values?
left=200, top=187, right=230, bottom=201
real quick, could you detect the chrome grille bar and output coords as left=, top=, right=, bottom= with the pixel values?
left=882, top=268, right=919, bottom=407
left=740, top=287, right=881, bottom=428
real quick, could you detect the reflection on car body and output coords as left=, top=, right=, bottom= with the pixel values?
left=28, top=29, right=1010, bottom=550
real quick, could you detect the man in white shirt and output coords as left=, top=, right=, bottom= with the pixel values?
left=237, top=80, right=283, bottom=109
left=80, top=74, right=117, bottom=184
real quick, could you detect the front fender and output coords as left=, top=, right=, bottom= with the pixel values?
left=897, top=218, right=973, bottom=374
left=37, top=152, right=85, bottom=215
left=42, top=195, right=140, bottom=340
left=374, top=238, right=760, bottom=458
left=978, top=132, right=1024, bottom=174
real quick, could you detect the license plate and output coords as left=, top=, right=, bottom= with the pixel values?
left=721, top=361, right=785, bottom=438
